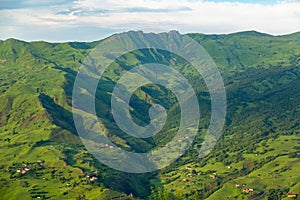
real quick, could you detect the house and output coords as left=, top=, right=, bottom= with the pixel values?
left=37, top=160, right=43, bottom=165
left=186, top=166, right=193, bottom=170
left=287, top=192, right=298, bottom=198
left=187, top=173, right=195, bottom=178
left=242, top=188, right=249, bottom=193
left=209, top=174, right=216, bottom=179
left=90, top=176, right=98, bottom=181
left=182, top=178, right=189, bottom=182
left=235, top=184, right=241, bottom=188
left=21, top=169, right=27, bottom=174
left=242, top=188, right=254, bottom=193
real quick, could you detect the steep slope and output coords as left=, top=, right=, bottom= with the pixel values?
left=0, top=31, right=299, bottom=199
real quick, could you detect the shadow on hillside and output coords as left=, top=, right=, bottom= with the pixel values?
left=38, top=93, right=77, bottom=135
left=37, top=93, right=83, bottom=146
left=42, top=66, right=162, bottom=198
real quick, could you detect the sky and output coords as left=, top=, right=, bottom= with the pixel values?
left=0, top=0, right=299, bottom=41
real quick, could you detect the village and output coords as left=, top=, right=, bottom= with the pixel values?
left=180, top=166, right=299, bottom=199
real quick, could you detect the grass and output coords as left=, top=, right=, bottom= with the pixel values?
left=0, top=31, right=300, bottom=199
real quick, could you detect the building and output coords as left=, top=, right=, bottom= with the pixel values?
left=287, top=192, right=298, bottom=198
left=187, top=173, right=196, bottom=178
left=242, top=188, right=249, bottom=193
left=242, top=188, right=254, bottom=193
left=90, top=176, right=98, bottom=181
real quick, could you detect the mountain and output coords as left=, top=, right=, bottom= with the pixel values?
left=0, top=31, right=299, bottom=199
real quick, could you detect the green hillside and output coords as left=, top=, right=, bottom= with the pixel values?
left=0, top=31, right=299, bottom=199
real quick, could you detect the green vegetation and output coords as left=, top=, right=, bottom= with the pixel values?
left=0, top=31, right=299, bottom=199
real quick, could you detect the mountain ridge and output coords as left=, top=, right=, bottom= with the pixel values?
left=2, top=30, right=300, bottom=43
left=0, top=30, right=299, bottom=199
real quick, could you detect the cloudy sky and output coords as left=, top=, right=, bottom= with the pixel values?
left=0, top=0, right=299, bottom=41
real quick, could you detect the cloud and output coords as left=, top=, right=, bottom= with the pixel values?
left=0, top=0, right=299, bottom=41
left=123, top=6, right=192, bottom=13
left=0, top=0, right=74, bottom=9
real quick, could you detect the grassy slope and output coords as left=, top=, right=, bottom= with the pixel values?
left=159, top=31, right=300, bottom=199
left=0, top=31, right=299, bottom=199
left=0, top=39, right=128, bottom=199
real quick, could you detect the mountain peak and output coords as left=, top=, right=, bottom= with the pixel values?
left=3, top=38, right=27, bottom=43
left=229, top=30, right=273, bottom=37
